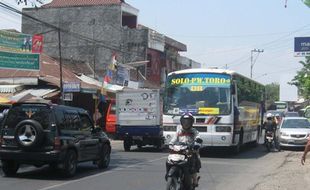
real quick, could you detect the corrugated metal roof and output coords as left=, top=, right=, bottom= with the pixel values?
left=11, top=89, right=57, bottom=102
left=0, top=85, right=22, bottom=93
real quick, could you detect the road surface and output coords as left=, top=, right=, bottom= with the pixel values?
left=0, top=140, right=308, bottom=190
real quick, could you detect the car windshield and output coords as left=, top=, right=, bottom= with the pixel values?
left=281, top=119, right=310, bottom=129
left=164, top=73, right=231, bottom=115
left=3, top=104, right=51, bottom=129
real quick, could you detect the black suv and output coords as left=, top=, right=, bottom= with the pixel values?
left=0, top=102, right=111, bottom=177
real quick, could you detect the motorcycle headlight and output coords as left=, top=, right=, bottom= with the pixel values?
left=280, top=132, right=289, bottom=137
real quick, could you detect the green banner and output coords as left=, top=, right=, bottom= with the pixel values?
left=0, top=51, right=39, bottom=70
left=0, top=30, right=32, bottom=52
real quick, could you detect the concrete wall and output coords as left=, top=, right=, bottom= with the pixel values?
left=22, top=5, right=147, bottom=77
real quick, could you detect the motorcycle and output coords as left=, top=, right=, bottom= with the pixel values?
left=265, top=131, right=274, bottom=152
left=165, top=139, right=202, bottom=190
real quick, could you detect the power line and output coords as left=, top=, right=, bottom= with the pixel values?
left=258, top=23, right=310, bottom=48
left=170, top=29, right=310, bottom=39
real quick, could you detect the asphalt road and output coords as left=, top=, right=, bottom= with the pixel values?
left=0, top=140, right=304, bottom=190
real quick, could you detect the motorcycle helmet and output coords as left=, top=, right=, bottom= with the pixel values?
left=180, top=113, right=194, bottom=130
left=266, top=113, right=273, bottom=120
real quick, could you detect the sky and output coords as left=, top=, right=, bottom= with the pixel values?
left=0, top=0, right=309, bottom=97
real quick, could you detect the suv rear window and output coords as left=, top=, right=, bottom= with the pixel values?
left=4, top=104, right=51, bottom=129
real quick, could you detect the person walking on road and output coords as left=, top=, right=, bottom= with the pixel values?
left=301, top=139, right=310, bottom=165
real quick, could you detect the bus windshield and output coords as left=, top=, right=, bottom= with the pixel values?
left=164, top=73, right=232, bottom=115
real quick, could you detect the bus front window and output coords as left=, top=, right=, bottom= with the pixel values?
left=164, top=73, right=232, bottom=115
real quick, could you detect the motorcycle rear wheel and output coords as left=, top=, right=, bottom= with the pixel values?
left=266, top=142, right=271, bottom=152
left=166, top=176, right=179, bottom=190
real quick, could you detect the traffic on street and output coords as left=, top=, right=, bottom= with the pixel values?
left=0, top=0, right=310, bottom=190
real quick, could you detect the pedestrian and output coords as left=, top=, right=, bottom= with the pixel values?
left=93, top=108, right=102, bottom=128
left=301, top=139, right=310, bottom=165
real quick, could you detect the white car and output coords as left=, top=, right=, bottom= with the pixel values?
left=278, top=117, right=310, bottom=147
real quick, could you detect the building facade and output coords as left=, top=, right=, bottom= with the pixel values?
left=22, top=0, right=197, bottom=89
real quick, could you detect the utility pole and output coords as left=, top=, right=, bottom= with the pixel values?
left=58, top=29, right=64, bottom=105
left=250, top=49, right=264, bottom=78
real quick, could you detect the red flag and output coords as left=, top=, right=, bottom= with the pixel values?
left=104, top=75, right=111, bottom=83
left=32, top=34, right=44, bottom=53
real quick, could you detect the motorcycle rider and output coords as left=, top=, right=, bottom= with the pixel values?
left=264, top=113, right=278, bottom=147
left=168, top=113, right=202, bottom=187
left=274, top=113, right=282, bottom=125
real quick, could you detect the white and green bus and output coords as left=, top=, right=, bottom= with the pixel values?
left=274, top=101, right=289, bottom=112
left=163, top=68, right=265, bottom=152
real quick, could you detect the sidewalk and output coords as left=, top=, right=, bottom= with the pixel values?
left=253, top=151, right=310, bottom=190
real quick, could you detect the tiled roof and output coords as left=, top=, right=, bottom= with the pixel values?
left=42, top=0, right=124, bottom=8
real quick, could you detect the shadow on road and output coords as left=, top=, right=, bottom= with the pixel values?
left=199, top=143, right=274, bottom=159
left=280, top=146, right=304, bottom=152
left=1, top=153, right=152, bottom=181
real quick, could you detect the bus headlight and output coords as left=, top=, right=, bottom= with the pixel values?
left=216, top=126, right=232, bottom=132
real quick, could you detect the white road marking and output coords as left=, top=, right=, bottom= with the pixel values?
left=37, top=156, right=167, bottom=190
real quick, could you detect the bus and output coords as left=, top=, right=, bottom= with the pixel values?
left=274, top=101, right=289, bottom=112
left=163, top=68, right=265, bottom=152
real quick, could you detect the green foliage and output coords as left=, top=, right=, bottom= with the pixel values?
left=265, top=83, right=279, bottom=103
left=290, top=57, right=310, bottom=99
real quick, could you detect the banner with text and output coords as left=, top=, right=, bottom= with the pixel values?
left=294, top=37, right=310, bottom=57
left=0, top=51, right=40, bottom=70
left=32, top=34, right=44, bottom=53
left=0, top=30, right=32, bottom=52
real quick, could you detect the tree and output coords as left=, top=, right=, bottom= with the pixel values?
left=15, top=0, right=51, bottom=7
left=290, top=56, right=310, bottom=99
left=265, top=82, right=279, bottom=103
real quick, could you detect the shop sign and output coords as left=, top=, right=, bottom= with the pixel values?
left=63, top=82, right=80, bottom=92
left=0, top=51, right=40, bottom=70
left=63, top=93, right=73, bottom=101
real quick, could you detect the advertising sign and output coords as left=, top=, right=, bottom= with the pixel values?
left=63, top=93, right=73, bottom=101
left=0, top=30, right=32, bottom=52
left=116, top=65, right=130, bottom=86
left=32, top=34, right=44, bottom=53
left=63, top=82, right=81, bottom=92
left=0, top=51, right=40, bottom=70
left=294, top=37, right=310, bottom=57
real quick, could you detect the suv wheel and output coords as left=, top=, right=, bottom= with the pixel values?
left=97, top=144, right=111, bottom=169
left=124, top=139, right=131, bottom=152
left=14, top=120, right=44, bottom=150
left=62, top=150, right=77, bottom=177
left=2, top=160, right=19, bottom=177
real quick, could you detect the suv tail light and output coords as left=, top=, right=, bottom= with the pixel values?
left=54, top=137, right=61, bottom=151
